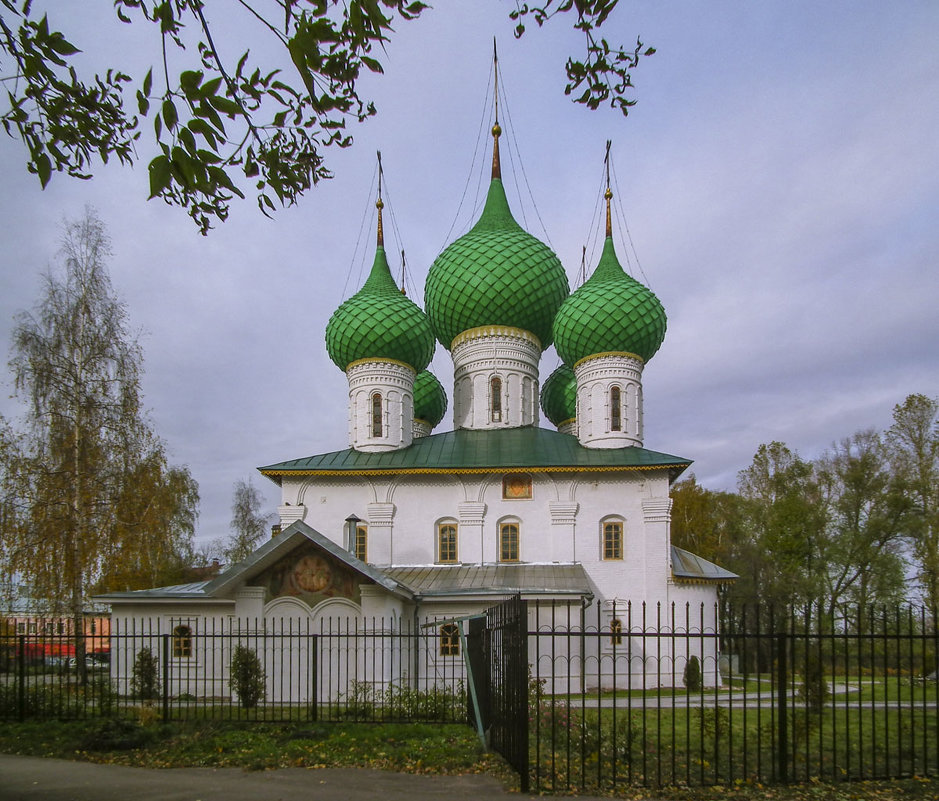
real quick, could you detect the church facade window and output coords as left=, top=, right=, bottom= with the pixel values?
left=499, top=521, right=520, bottom=562
left=354, top=524, right=368, bottom=562
left=437, top=522, right=458, bottom=563
left=439, top=623, right=460, bottom=656
left=172, top=624, right=192, bottom=658
left=602, top=520, right=623, bottom=560
left=371, top=393, right=383, bottom=437
left=490, top=376, right=502, bottom=422
left=610, top=386, right=622, bottom=431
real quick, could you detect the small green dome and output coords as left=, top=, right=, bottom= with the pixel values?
left=424, top=179, right=569, bottom=349
left=413, top=370, right=448, bottom=428
left=553, top=237, right=666, bottom=366
left=540, top=364, right=577, bottom=427
left=326, top=247, right=436, bottom=372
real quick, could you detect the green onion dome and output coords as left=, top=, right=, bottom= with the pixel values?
left=540, top=364, right=577, bottom=428
left=553, top=237, right=667, bottom=366
left=325, top=246, right=436, bottom=373
left=424, top=179, right=569, bottom=349
left=413, top=370, right=448, bottom=428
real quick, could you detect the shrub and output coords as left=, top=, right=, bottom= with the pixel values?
left=341, top=680, right=375, bottom=719
left=230, top=645, right=265, bottom=709
left=799, top=648, right=829, bottom=713
left=683, top=655, right=702, bottom=692
left=131, top=648, right=160, bottom=701
left=0, top=682, right=84, bottom=719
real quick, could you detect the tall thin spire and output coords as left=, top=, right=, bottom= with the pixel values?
left=491, top=38, right=502, bottom=181
left=603, top=140, right=612, bottom=238
left=376, top=150, right=385, bottom=248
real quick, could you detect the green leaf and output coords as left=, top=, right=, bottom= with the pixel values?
left=35, top=152, right=52, bottom=188
left=207, top=95, right=241, bottom=116
left=178, top=126, right=197, bottom=156
left=180, top=70, right=203, bottom=98
left=187, top=119, right=217, bottom=148
left=143, top=68, right=153, bottom=97
left=200, top=77, right=223, bottom=98
left=195, top=100, right=225, bottom=134
left=48, top=34, right=80, bottom=56
left=137, top=91, right=150, bottom=116
left=196, top=149, right=222, bottom=164
left=360, top=56, right=383, bottom=74
left=148, top=155, right=172, bottom=198
left=162, top=98, right=178, bottom=130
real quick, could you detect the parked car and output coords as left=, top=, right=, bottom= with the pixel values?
left=67, top=655, right=108, bottom=670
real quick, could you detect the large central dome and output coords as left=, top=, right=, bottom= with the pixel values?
left=424, top=178, right=569, bottom=349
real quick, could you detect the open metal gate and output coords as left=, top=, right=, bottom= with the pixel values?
left=467, top=595, right=529, bottom=791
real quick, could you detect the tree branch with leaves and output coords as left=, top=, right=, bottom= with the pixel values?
left=1, top=1, right=653, bottom=234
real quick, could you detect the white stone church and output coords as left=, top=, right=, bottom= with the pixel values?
left=99, top=117, right=735, bottom=700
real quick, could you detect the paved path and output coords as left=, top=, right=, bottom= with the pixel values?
left=0, top=755, right=619, bottom=801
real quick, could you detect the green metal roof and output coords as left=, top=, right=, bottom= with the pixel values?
left=385, top=564, right=591, bottom=597
left=325, top=246, right=436, bottom=372
left=259, top=427, right=691, bottom=481
left=553, top=236, right=667, bottom=366
left=670, top=546, right=738, bottom=583
left=424, top=179, right=569, bottom=349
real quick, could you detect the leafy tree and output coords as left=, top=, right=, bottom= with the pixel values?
left=224, top=478, right=275, bottom=564
left=814, top=430, right=909, bottom=614
left=0, top=209, right=199, bottom=644
left=734, top=442, right=828, bottom=611
left=0, top=1, right=654, bottom=234
left=886, top=394, right=939, bottom=618
left=97, top=451, right=201, bottom=592
left=670, top=474, right=747, bottom=568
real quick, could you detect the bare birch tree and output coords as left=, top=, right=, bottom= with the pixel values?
left=224, top=478, right=275, bottom=565
left=0, top=208, right=199, bottom=657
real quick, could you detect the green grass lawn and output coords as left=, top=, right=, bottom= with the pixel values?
left=530, top=702, right=939, bottom=792
left=1, top=717, right=937, bottom=801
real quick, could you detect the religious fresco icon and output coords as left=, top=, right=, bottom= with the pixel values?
left=255, top=543, right=363, bottom=605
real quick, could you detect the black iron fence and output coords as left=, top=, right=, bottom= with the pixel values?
left=0, top=614, right=467, bottom=724
left=527, top=601, right=939, bottom=792
left=1, top=602, right=937, bottom=793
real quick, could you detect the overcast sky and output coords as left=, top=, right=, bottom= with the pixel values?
left=1, top=2, right=937, bottom=548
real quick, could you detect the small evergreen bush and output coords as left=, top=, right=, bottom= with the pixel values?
left=230, top=645, right=265, bottom=709
left=683, top=655, right=702, bottom=692
left=131, top=648, right=160, bottom=700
